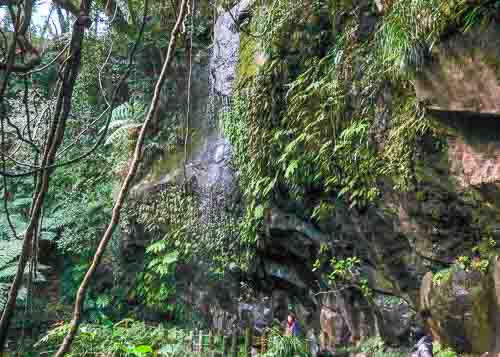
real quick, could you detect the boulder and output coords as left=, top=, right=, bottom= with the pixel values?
left=420, top=257, right=500, bottom=353
left=492, top=257, right=500, bottom=352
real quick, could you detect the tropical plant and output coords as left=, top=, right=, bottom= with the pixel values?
left=35, top=319, right=191, bottom=356
left=104, top=99, right=147, bottom=147
left=377, top=0, right=500, bottom=77
left=262, top=327, right=310, bottom=357
left=136, top=248, right=179, bottom=314
left=0, top=239, right=24, bottom=312
left=0, top=189, right=80, bottom=313
left=433, top=342, right=458, bottom=357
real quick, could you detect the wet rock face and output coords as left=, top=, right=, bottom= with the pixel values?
left=446, top=118, right=500, bottom=188
left=420, top=258, right=500, bottom=354
left=251, top=12, right=500, bottom=353
left=125, top=0, right=500, bottom=350
left=210, top=0, right=254, bottom=99
left=316, top=290, right=413, bottom=354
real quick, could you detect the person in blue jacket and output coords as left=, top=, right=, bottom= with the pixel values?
left=285, top=312, right=301, bottom=337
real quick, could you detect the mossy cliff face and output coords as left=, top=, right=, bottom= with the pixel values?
left=414, top=23, right=500, bottom=114
left=224, top=0, right=500, bottom=352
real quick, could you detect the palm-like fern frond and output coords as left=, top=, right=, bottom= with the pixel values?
left=0, top=263, right=18, bottom=283
left=105, top=123, right=142, bottom=146
left=42, top=205, right=80, bottom=231
left=0, top=239, right=23, bottom=312
left=0, top=241, right=52, bottom=312
left=0, top=214, right=27, bottom=240
left=0, top=283, right=10, bottom=312
left=9, top=197, right=33, bottom=210
left=0, top=239, right=23, bottom=269
left=101, top=100, right=146, bottom=146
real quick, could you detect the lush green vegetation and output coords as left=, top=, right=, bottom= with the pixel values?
left=261, top=327, right=309, bottom=357
left=35, top=320, right=191, bottom=356
left=0, top=0, right=499, bottom=355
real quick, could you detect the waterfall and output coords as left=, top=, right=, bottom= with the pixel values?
left=191, top=0, right=254, bottom=225
left=208, top=0, right=253, bottom=122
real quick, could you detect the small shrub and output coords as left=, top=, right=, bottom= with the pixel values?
left=358, top=336, right=385, bottom=355
left=262, top=327, right=310, bottom=357
left=433, top=342, right=458, bottom=357
left=35, top=319, right=190, bottom=356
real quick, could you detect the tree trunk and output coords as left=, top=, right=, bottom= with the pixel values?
left=53, top=0, right=188, bottom=355
left=0, top=0, right=91, bottom=348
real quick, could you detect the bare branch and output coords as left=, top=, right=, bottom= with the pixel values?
left=97, top=38, right=114, bottom=107
left=20, top=41, right=70, bottom=77
left=1, top=110, right=18, bottom=239
left=0, top=0, right=93, bottom=346
left=52, top=0, right=80, bottom=17
left=54, top=0, right=189, bottom=354
left=0, top=58, right=42, bottom=73
left=0, top=0, right=150, bottom=177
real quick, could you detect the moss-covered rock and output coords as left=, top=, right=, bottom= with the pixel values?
left=236, top=32, right=258, bottom=85
left=415, top=22, right=500, bottom=114
left=420, top=258, right=500, bottom=353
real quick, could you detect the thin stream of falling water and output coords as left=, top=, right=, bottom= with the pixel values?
left=198, top=0, right=254, bottom=226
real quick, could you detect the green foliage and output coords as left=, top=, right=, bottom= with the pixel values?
left=60, top=262, right=90, bottom=305
left=381, top=96, right=432, bottom=190
left=0, top=239, right=23, bottom=312
left=432, top=266, right=458, bottom=286
left=224, top=38, right=383, bottom=249
left=433, top=238, right=495, bottom=286
left=314, top=254, right=372, bottom=298
left=72, top=35, right=108, bottom=109
left=472, top=233, right=498, bottom=264
left=326, top=256, right=360, bottom=281
left=0, top=179, right=90, bottom=312
left=433, top=233, right=497, bottom=285
left=52, top=177, right=114, bottom=255
left=377, top=0, right=440, bottom=76
left=136, top=248, right=179, bottom=313
left=358, top=336, right=385, bottom=355
left=262, top=327, right=310, bottom=357
left=105, top=99, right=146, bottom=146
left=132, top=183, right=245, bottom=269
left=377, top=0, right=500, bottom=77
left=35, top=319, right=191, bottom=356
left=224, top=0, right=444, bottom=263
left=132, top=184, right=245, bottom=311
left=338, top=336, right=408, bottom=357
left=221, top=96, right=268, bottom=245
left=433, top=342, right=458, bottom=357
left=456, top=253, right=490, bottom=274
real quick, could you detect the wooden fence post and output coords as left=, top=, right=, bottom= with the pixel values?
left=231, top=332, right=238, bottom=357
left=244, top=327, right=251, bottom=357
left=222, top=335, right=229, bottom=357
left=199, top=329, right=204, bottom=352
left=214, top=333, right=219, bottom=350
left=261, top=334, right=267, bottom=353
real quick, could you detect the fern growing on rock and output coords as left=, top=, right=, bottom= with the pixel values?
left=103, top=100, right=146, bottom=147
left=0, top=239, right=23, bottom=312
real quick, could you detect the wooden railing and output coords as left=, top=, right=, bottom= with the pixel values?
left=189, top=328, right=268, bottom=356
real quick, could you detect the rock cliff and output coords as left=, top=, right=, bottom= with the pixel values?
left=126, top=0, right=500, bottom=354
